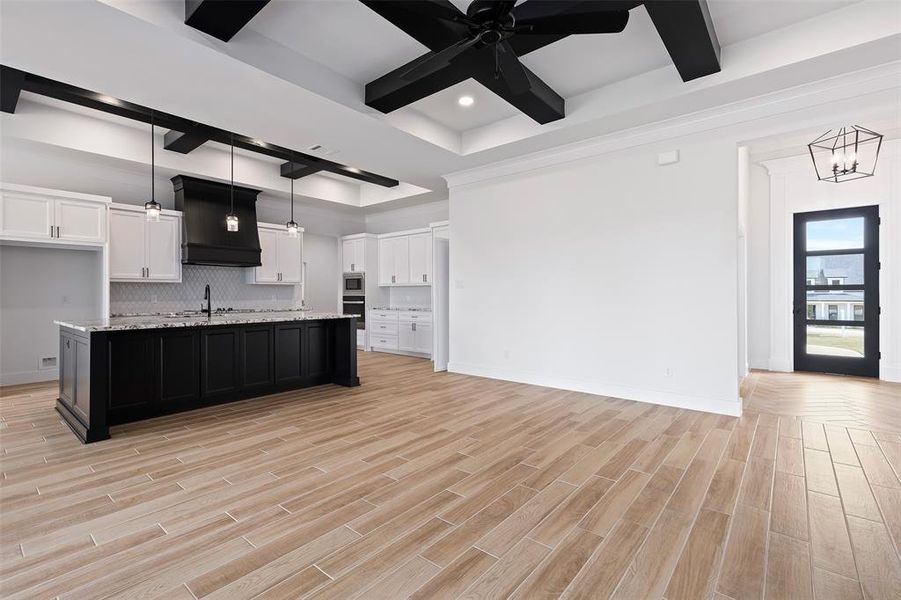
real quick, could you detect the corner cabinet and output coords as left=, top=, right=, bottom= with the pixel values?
left=0, top=183, right=109, bottom=245
left=109, top=204, right=182, bottom=282
left=378, top=229, right=431, bottom=286
left=247, top=223, right=303, bottom=285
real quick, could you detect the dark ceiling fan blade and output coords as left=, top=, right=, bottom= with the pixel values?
left=516, top=9, right=629, bottom=34
left=494, top=40, right=532, bottom=95
left=400, top=36, right=481, bottom=80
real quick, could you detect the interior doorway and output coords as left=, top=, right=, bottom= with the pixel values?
left=793, top=205, right=880, bottom=377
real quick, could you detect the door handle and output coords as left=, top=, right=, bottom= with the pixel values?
left=412, top=322, right=416, bottom=332
left=422, top=274, right=427, bottom=283
left=56, top=226, right=60, bottom=238
left=50, top=224, right=54, bottom=238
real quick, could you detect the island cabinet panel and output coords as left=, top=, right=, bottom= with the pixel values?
left=107, top=334, right=155, bottom=421
left=307, top=322, right=333, bottom=380
left=241, top=326, right=274, bottom=391
left=56, top=316, right=359, bottom=443
left=200, top=328, right=240, bottom=399
left=158, top=331, right=200, bottom=406
left=274, top=324, right=305, bottom=384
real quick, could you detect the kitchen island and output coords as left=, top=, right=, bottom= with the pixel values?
left=54, top=311, right=359, bottom=443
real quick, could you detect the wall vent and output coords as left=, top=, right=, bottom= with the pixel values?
left=40, top=356, right=57, bottom=369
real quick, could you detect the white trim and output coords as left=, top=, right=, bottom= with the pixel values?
left=0, top=182, right=112, bottom=204
left=428, top=220, right=449, bottom=229
left=882, top=363, right=901, bottom=383
left=341, top=232, right=378, bottom=241
left=0, top=369, right=58, bottom=386
left=377, top=227, right=431, bottom=239
left=110, top=202, right=181, bottom=218
left=447, top=362, right=742, bottom=417
left=258, top=221, right=304, bottom=232
left=444, top=62, right=901, bottom=189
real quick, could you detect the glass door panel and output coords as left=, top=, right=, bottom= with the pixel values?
left=793, top=206, right=879, bottom=377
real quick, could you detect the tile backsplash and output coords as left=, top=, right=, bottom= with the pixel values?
left=110, top=265, right=302, bottom=314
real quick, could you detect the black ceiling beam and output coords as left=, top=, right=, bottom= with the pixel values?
left=280, top=162, right=324, bottom=180
left=643, top=0, right=720, bottom=82
left=163, top=124, right=214, bottom=154
left=184, top=0, right=270, bottom=42
left=1, top=65, right=26, bottom=113
left=2, top=66, right=398, bottom=187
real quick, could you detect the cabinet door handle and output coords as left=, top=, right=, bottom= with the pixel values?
left=147, top=267, right=150, bottom=278
left=412, top=322, right=416, bottom=331
left=56, top=226, right=60, bottom=238
left=391, top=275, right=396, bottom=283
left=351, top=263, right=355, bottom=272
left=66, top=339, right=70, bottom=349
left=50, top=224, right=54, bottom=238
left=422, top=274, right=427, bottom=283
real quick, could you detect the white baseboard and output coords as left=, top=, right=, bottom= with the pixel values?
left=0, top=369, right=58, bottom=386
left=881, top=364, right=901, bottom=383
left=768, top=357, right=793, bottom=372
left=447, top=362, right=742, bottom=417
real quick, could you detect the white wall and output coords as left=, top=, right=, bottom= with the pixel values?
left=750, top=140, right=900, bottom=381
left=0, top=245, right=102, bottom=384
left=448, top=136, right=741, bottom=416
left=303, top=233, right=340, bottom=313
left=364, top=199, right=448, bottom=234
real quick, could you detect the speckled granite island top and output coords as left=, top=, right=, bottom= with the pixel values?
left=55, top=310, right=352, bottom=332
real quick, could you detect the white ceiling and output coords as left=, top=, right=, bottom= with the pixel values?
left=247, top=0, right=864, bottom=133
left=1, top=0, right=897, bottom=210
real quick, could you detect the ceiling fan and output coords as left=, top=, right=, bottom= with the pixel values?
left=362, top=0, right=721, bottom=124
left=393, top=0, right=630, bottom=95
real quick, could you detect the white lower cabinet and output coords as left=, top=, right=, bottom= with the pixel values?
left=369, top=310, right=432, bottom=356
left=109, top=204, right=181, bottom=282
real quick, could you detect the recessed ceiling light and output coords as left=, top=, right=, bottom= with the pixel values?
left=458, top=95, right=474, bottom=107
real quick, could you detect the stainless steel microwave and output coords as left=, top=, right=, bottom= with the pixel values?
left=343, top=272, right=364, bottom=296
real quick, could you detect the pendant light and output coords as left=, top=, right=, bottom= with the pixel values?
left=808, top=125, right=883, bottom=183
left=286, top=154, right=300, bottom=238
left=226, top=133, right=239, bottom=232
left=144, top=111, right=161, bottom=222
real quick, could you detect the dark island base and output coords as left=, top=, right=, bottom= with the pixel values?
left=56, top=317, right=359, bottom=443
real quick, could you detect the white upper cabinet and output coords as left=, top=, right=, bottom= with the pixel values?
left=109, top=204, right=181, bottom=282
left=377, top=229, right=431, bottom=286
left=0, top=183, right=109, bottom=245
left=342, top=238, right=365, bottom=273
left=0, top=192, right=53, bottom=239
left=277, top=229, right=302, bottom=283
left=248, top=224, right=303, bottom=285
left=109, top=209, right=146, bottom=280
left=146, top=215, right=181, bottom=281
left=254, top=228, right=280, bottom=283
left=408, top=232, right=432, bottom=285
left=55, top=199, right=106, bottom=243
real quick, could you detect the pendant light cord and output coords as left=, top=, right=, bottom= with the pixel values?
left=290, top=154, right=295, bottom=222
left=230, top=133, right=235, bottom=215
left=150, top=111, right=154, bottom=203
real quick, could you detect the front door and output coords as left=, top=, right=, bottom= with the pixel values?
left=793, top=206, right=879, bottom=377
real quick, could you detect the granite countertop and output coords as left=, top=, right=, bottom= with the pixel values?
left=56, top=310, right=352, bottom=333
left=370, top=307, right=432, bottom=312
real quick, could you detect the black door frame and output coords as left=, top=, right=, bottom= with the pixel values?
left=793, top=205, right=880, bottom=377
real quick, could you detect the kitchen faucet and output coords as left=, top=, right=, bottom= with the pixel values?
left=202, top=284, right=211, bottom=318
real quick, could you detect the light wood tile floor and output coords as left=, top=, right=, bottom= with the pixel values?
left=1, top=352, right=900, bottom=599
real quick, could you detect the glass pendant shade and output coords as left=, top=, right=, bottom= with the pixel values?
left=226, top=213, right=239, bottom=232
left=144, top=200, right=161, bottom=222
left=286, top=220, right=299, bottom=237
left=808, top=126, right=883, bottom=183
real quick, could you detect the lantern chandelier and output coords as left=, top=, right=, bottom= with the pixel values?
left=808, top=125, right=883, bottom=183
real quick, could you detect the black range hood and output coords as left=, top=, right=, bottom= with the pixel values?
left=172, top=175, right=262, bottom=267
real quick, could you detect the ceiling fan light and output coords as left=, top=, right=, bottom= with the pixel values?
left=144, top=199, right=161, bottom=222
left=458, top=95, right=474, bottom=107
